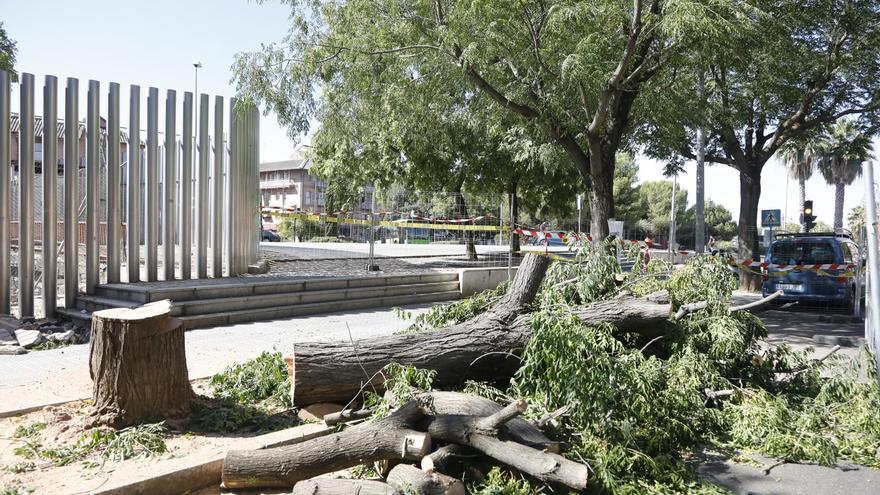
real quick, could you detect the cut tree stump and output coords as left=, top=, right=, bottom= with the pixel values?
left=89, top=299, right=191, bottom=427
left=222, top=402, right=431, bottom=489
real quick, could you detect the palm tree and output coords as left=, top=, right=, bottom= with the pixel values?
left=817, top=120, right=873, bottom=230
left=779, top=140, right=820, bottom=232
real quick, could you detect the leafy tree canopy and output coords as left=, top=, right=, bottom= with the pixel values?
left=0, top=21, right=17, bottom=79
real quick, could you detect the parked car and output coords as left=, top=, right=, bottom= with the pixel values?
left=762, top=232, right=863, bottom=309
left=261, top=229, right=281, bottom=242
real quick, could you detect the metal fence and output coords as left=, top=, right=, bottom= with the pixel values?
left=0, top=70, right=260, bottom=318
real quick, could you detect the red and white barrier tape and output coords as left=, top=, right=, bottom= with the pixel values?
left=734, top=259, right=856, bottom=271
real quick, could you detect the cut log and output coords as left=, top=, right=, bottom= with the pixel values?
left=88, top=299, right=191, bottom=427
left=291, top=478, right=398, bottom=495
left=386, top=464, right=465, bottom=495
left=222, top=402, right=431, bottom=489
left=289, top=254, right=678, bottom=406
left=420, top=401, right=589, bottom=491
left=323, top=407, right=373, bottom=426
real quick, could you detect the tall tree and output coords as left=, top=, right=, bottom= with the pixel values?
left=233, top=0, right=745, bottom=238
left=816, top=120, right=873, bottom=229
left=779, top=138, right=821, bottom=232
left=645, top=0, right=880, bottom=289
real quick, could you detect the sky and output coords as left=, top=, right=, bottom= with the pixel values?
left=4, top=0, right=879, bottom=229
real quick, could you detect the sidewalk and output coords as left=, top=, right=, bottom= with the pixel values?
left=0, top=304, right=433, bottom=416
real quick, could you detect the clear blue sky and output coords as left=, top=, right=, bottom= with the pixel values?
left=3, top=0, right=878, bottom=230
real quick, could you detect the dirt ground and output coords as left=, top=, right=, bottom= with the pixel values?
left=0, top=380, right=303, bottom=495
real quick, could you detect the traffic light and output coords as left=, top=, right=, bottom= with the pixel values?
left=803, top=200, right=816, bottom=232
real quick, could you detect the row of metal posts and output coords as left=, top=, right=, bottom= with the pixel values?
left=0, top=70, right=259, bottom=318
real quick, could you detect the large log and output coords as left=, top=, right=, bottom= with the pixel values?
left=291, top=478, right=398, bottom=495
left=290, top=253, right=552, bottom=406
left=89, top=300, right=192, bottom=427
left=222, top=402, right=431, bottom=489
left=289, top=253, right=677, bottom=406
left=386, top=464, right=464, bottom=495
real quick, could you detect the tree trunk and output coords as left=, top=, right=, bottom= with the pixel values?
left=834, top=182, right=845, bottom=230
left=454, top=189, right=477, bottom=261
left=587, top=143, right=615, bottom=239
left=222, top=402, right=431, bottom=489
left=799, top=177, right=807, bottom=232
left=386, top=464, right=465, bottom=495
left=737, top=165, right=762, bottom=291
left=88, top=300, right=192, bottom=427
left=695, top=70, right=706, bottom=252
left=289, top=253, right=550, bottom=406
left=508, top=179, right=520, bottom=257
left=289, top=254, right=674, bottom=407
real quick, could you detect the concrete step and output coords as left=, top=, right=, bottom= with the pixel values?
left=76, top=281, right=459, bottom=317
left=59, top=289, right=460, bottom=331
left=94, top=272, right=459, bottom=304
left=177, top=290, right=460, bottom=330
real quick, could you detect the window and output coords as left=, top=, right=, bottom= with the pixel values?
left=842, top=243, right=855, bottom=264
left=306, top=191, right=312, bottom=206
left=317, top=192, right=324, bottom=205
left=770, top=241, right=837, bottom=265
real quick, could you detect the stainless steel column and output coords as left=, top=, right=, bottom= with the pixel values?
left=197, top=94, right=209, bottom=278
left=85, top=81, right=100, bottom=294
left=126, top=85, right=141, bottom=283
left=0, top=71, right=11, bottom=313
left=226, top=98, right=239, bottom=277
left=164, top=90, right=177, bottom=280
left=145, top=87, right=159, bottom=281
left=19, top=74, right=35, bottom=317
left=64, top=78, right=79, bottom=307
left=181, top=92, right=193, bottom=279
left=42, top=76, right=58, bottom=316
left=106, top=83, right=121, bottom=283
left=212, top=96, right=224, bottom=277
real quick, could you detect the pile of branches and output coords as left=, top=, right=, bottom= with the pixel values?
left=220, top=242, right=880, bottom=493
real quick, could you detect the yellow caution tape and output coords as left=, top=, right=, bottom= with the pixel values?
left=263, top=210, right=510, bottom=232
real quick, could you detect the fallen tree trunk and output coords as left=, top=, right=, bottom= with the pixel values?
left=222, top=402, right=430, bottom=489
left=289, top=253, right=552, bottom=406
left=289, top=254, right=679, bottom=406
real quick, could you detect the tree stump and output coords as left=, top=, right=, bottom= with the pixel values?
left=89, top=299, right=192, bottom=427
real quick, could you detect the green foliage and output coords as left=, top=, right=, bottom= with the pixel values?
left=468, top=467, right=538, bottom=495
left=13, top=422, right=45, bottom=439
left=363, top=363, right=436, bottom=419
left=14, top=423, right=167, bottom=466
left=277, top=217, right=294, bottom=240
left=667, top=255, right=736, bottom=308
left=396, top=282, right=509, bottom=334
left=309, top=236, right=350, bottom=243
left=209, top=351, right=292, bottom=408
left=186, top=399, right=298, bottom=433
left=0, top=22, right=17, bottom=80
left=4, top=462, right=35, bottom=474
left=538, top=237, right=626, bottom=308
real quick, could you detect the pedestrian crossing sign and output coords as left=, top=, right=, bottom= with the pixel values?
left=761, top=209, right=781, bottom=227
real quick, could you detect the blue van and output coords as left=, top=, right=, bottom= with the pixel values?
left=762, top=232, right=862, bottom=309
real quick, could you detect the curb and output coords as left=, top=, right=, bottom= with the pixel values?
left=92, top=422, right=332, bottom=495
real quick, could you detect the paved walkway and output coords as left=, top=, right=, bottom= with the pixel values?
left=0, top=304, right=434, bottom=416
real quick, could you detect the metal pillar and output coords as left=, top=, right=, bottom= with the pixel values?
left=197, top=94, right=209, bottom=278
left=181, top=92, right=193, bottom=279
left=0, top=70, right=11, bottom=313
left=42, top=76, right=58, bottom=316
left=145, top=87, right=159, bottom=281
left=164, top=90, right=177, bottom=281
left=64, top=78, right=79, bottom=307
left=863, top=161, right=880, bottom=357
left=212, top=96, right=224, bottom=277
left=225, top=98, right=239, bottom=277
left=106, top=83, right=121, bottom=283
left=85, top=81, right=100, bottom=294
left=248, top=105, right=260, bottom=269
left=19, top=73, right=35, bottom=317
left=127, top=85, right=141, bottom=283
